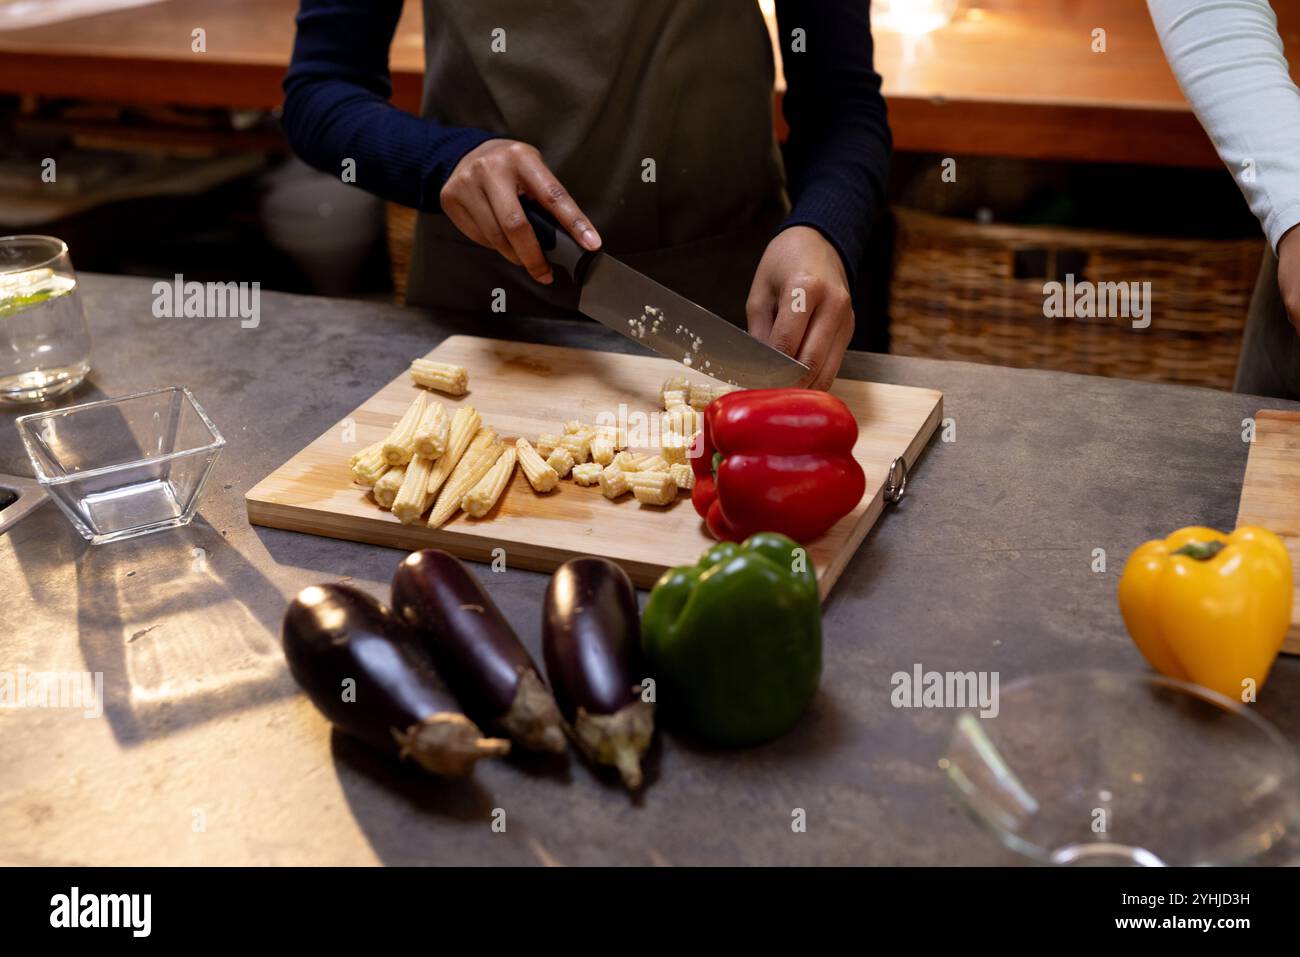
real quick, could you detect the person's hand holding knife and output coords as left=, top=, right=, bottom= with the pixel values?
left=442, top=139, right=852, bottom=390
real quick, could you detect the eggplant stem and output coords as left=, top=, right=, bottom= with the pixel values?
left=572, top=700, right=655, bottom=791
left=392, top=713, right=510, bottom=777
left=497, top=668, right=568, bottom=754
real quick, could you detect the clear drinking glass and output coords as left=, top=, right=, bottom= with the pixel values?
left=16, top=386, right=225, bottom=544
left=0, top=235, right=92, bottom=404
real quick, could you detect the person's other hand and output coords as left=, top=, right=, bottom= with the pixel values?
left=745, top=226, right=855, bottom=391
left=440, top=139, right=601, bottom=284
left=1278, top=225, right=1300, bottom=335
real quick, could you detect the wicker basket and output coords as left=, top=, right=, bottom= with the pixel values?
left=888, top=207, right=1264, bottom=389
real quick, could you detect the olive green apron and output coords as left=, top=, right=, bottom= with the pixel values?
left=1235, top=254, right=1300, bottom=401
left=405, top=0, right=789, bottom=324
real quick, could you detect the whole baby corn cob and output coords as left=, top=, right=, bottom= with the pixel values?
left=516, top=438, right=559, bottom=492
left=425, top=406, right=481, bottom=496
left=410, top=358, right=469, bottom=396
left=382, top=392, right=430, bottom=465
left=350, top=440, right=389, bottom=485
left=428, top=428, right=502, bottom=527
left=392, top=454, right=436, bottom=524
left=462, top=446, right=517, bottom=518
left=372, top=464, right=406, bottom=508
left=413, top=400, right=449, bottom=459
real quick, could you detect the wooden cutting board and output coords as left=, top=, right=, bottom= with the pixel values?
left=246, top=336, right=944, bottom=597
left=1236, top=409, right=1300, bottom=655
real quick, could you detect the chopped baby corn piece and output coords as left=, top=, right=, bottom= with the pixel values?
left=536, top=432, right=562, bottom=457
left=425, top=406, right=481, bottom=496
left=688, top=382, right=713, bottom=409
left=594, top=424, right=625, bottom=449
left=392, top=454, right=437, bottom=524
left=382, top=392, right=430, bottom=465
left=669, top=462, right=694, bottom=490
left=558, top=432, right=592, bottom=463
left=428, top=429, right=502, bottom=527
left=413, top=400, right=449, bottom=459
left=562, top=419, right=590, bottom=435
left=590, top=434, right=615, bottom=466
left=372, top=465, right=406, bottom=509
left=662, top=388, right=688, bottom=410
left=629, top=469, right=677, bottom=506
left=410, top=358, right=469, bottom=396
left=661, top=374, right=689, bottom=406
left=599, top=465, right=630, bottom=499
left=639, top=454, right=670, bottom=473
left=546, top=446, right=576, bottom=478
left=611, top=451, right=644, bottom=472
left=463, top=447, right=516, bottom=518
left=350, top=441, right=389, bottom=485
left=516, top=438, right=559, bottom=492
left=659, top=434, right=688, bottom=466
left=663, top=405, right=702, bottom=437
left=571, top=462, right=603, bottom=486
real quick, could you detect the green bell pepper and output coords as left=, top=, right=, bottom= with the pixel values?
left=641, top=532, right=822, bottom=746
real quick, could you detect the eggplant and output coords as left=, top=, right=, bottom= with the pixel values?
left=543, top=558, right=654, bottom=789
left=391, top=549, right=566, bottom=754
left=282, top=583, right=509, bottom=776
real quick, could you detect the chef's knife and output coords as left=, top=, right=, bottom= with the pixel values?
left=524, top=206, right=809, bottom=388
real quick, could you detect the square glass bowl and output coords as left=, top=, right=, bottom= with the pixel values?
left=16, top=386, right=225, bottom=544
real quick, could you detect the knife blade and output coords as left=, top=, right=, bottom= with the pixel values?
left=525, top=205, right=809, bottom=389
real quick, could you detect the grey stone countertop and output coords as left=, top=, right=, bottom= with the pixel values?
left=1, top=273, right=1297, bottom=866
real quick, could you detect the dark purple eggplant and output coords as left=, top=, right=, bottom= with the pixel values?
left=543, top=558, right=654, bottom=789
left=391, top=549, right=566, bottom=754
left=282, top=583, right=509, bottom=776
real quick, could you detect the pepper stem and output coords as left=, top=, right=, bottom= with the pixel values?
left=1172, top=540, right=1227, bottom=561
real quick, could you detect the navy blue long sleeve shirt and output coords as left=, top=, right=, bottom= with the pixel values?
left=281, top=0, right=890, bottom=278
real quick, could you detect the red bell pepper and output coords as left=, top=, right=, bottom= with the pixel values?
left=691, top=388, right=865, bottom=543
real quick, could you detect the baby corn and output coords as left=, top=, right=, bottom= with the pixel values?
left=410, top=358, right=469, bottom=396
left=546, top=446, right=575, bottom=478
left=536, top=432, right=562, bottom=457
left=463, top=446, right=516, bottom=518
left=659, top=434, right=688, bottom=466
left=516, top=438, right=559, bottom=492
left=688, top=382, right=713, bottom=409
left=413, top=400, right=449, bottom=459
left=558, top=431, right=592, bottom=463
left=391, top=455, right=436, bottom=524
left=562, top=419, right=590, bottom=435
left=598, top=465, right=630, bottom=499
left=572, top=462, right=603, bottom=486
left=350, top=440, right=389, bottom=485
left=372, top=465, right=406, bottom=508
left=613, top=452, right=644, bottom=475
left=663, top=405, right=702, bottom=437
left=590, top=433, right=615, bottom=466
left=638, top=454, right=670, bottom=473
left=629, top=469, right=677, bottom=506
left=425, top=406, right=481, bottom=496
left=382, top=392, right=429, bottom=465
left=661, top=374, right=689, bottom=406
left=662, top=389, right=688, bottom=409
left=669, top=462, right=695, bottom=490
left=428, top=429, right=502, bottom=527
left=594, top=424, right=625, bottom=449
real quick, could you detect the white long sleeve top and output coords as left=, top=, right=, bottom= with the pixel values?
left=1149, top=0, right=1300, bottom=250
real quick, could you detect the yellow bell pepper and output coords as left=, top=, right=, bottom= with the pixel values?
left=1118, top=525, right=1292, bottom=701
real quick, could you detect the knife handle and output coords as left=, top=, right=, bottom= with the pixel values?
left=523, top=201, right=597, bottom=284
